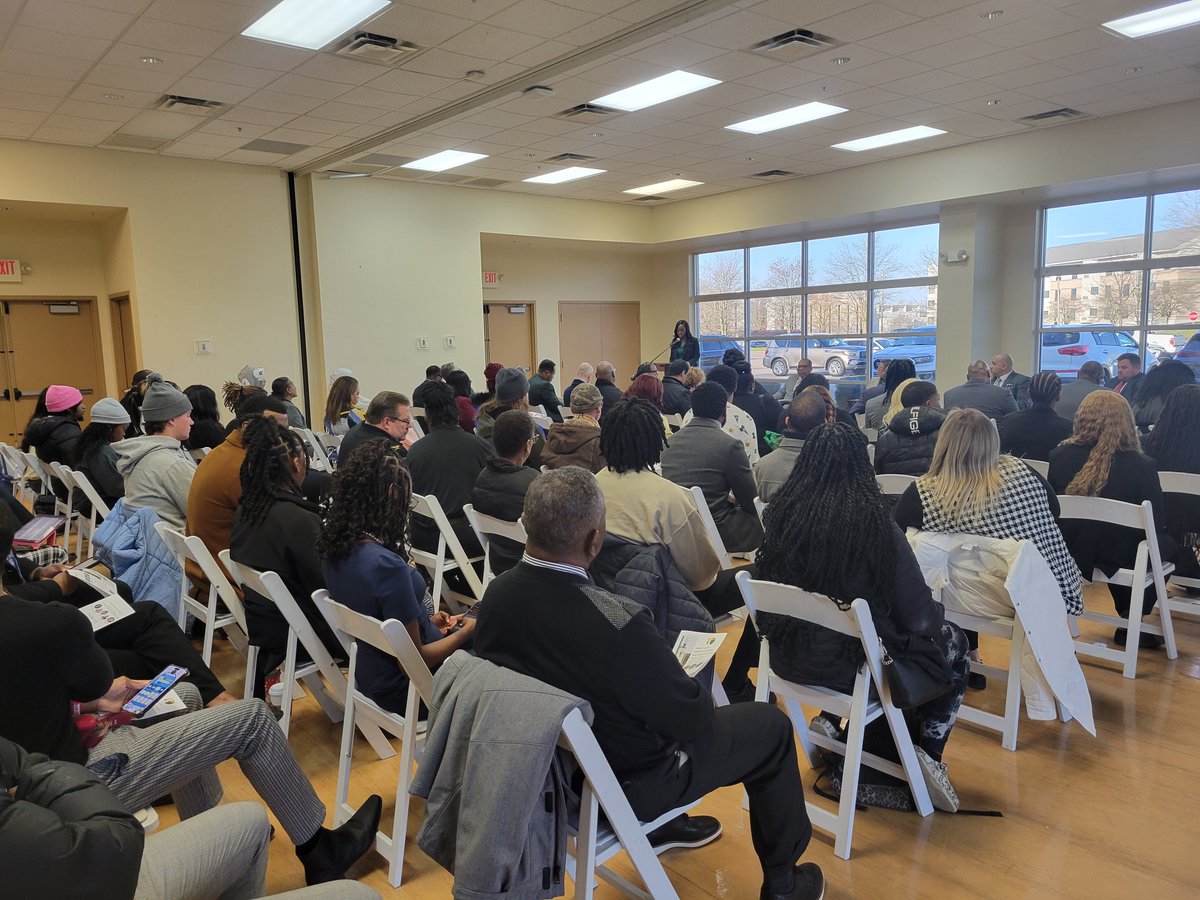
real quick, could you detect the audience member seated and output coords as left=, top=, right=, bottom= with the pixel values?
left=1128, top=359, right=1194, bottom=434
left=118, top=369, right=154, bottom=437
left=220, top=382, right=266, bottom=433
left=72, top=398, right=131, bottom=510
left=943, top=360, right=1018, bottom=419
left=407, top=383, right=492, bottom=559
left=26, top=384, right=84, bottom=472
left=732, top=362, right=783, bottom=459
left=624, top=372, right=672, bottom=435
left=321, top=441, right=474, bottom=715
left=563, top=361, right=593, bottom=408
left=1049, top=391, right=1173, bottom=647
left=412, top=365, right=444, bottom=410
left=18, top=388, right=50, bottom=454
left=337, top=391, right=413, bottom=464
left=229, top=418, right=345, bottom=698
left=662, top=382, right=762, bottom=553
left=473, top=468, right=823, bottom=900
left=594, top=360, right=623, bottom=418
left=849, top=359, right=888, bottom=415
left=472, top=362, right=503, bottom=408
left=0, top=562, right=382, bottom=886
left=990, top=353, right=1032, bottom=408
left=661, top=360, right=693, bottom=416
left=753, top=391, right=827, bottom=503
left=1142, top=383, right=1200, bottom=585
left=1056, top=360, right=1106, bottom=421
left=756, top=423, right=968, bottom=812
left=527, top=358, right=564, bottom=422
left=700, top=364, right=760, bottom=465
left=542, top=384, right=606, bottom=472
left=113, top=376, right=196, bottom=529
left=684, top=364, right=706, bottom=392
left=875, top=380, right=946, bottom=476
left=596, top=398, right=761, bottom=700
left=783, top=374, right=856, bottom=432
left=471, top=410, right=541, bottom=576
left=271, top=375, right=307, bottom=428
left=997, top=371, right=1073, bottom=461
left=476, top=369, right=545, bottom=468
left=864, top=358, right=916, bottom=430
left=183, top=384, right=226, bottom=451
left=776, top=359, right=812, bottom=404
left=1113, top=351, right=1143, bottom=399
left=445, top=369, right=477, bottom=433
left=323, top=375, right=365, bottom=437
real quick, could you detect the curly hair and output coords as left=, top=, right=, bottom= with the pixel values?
left=238, top=417, right=307, bottom=526
left=222, top=381, right=266, bottom=417
left=756, top=422, right=895, bottom=606
left=683, top=366, right=705, bottom=390
left=623, top=373, right=664, bottom=410
left=599, top=398, right=666, bottom=474
left=317, top=440, right=412, bottom=561
left=1064, top=390, right=1142, bottom=496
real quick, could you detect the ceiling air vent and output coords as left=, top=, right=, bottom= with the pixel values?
left=751, top=28, right=841, bottom=62
left=751, top=169, right=796, bottom=178
left=102, top=134, right=170, bottom=151
left=422, top=172, right=475, bottom=184
left=156, top=94, right=224, bottom=115
left=466, top=177, right=509, bottom=188
left=334, top=32, right=422, bottom=66
left=556, top=103, right=617, bottom=122
left=240, top=139, right=308, bottom=155
left=628, top=195, right=668, bottom=203
left=1020, top=107, right=1086, bottom=123
left=546, top=152, right=595, bottom=162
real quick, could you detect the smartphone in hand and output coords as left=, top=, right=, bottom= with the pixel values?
left=122, top=665, right=189, bottom=717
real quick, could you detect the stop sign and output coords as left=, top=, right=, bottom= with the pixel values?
left=1190, top=311, right=1199, bottom=322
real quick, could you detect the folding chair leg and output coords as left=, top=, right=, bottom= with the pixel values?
left=299, top=671, right=345, bottom=724
left=1001, top=627, right=1025, bottom=752
left=833, top=692, right=868, bottom=860
left=333, top=662, right=358, bottom=829
left=243, top=646, right=259, bottom=702
left=1121, top=550, right=1150, bottom=679
left=753, top=639, right=770, bottom=703
left=280, top=631, right=299, bottom=737
left=881, top=700, right=933, bottom=818
left=384, top=687, right=422, bottom=888
left=1156, top=573, right=1178, bottom=661
left=571, top=785, right=599, bottom=900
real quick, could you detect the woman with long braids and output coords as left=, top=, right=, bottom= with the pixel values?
left=1128, top=358, right=1195, bottom=433
left=756, top=422, right=969, bottom=812
left=319, top=440, right=474, bottom=714
left=1049, top=391, right=1174, bottom=647
left=1143, top=383, right=1200, bottom=584
left=229, top=417, right=343, bottom=698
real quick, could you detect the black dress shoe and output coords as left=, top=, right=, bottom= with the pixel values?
left=297, top=794, right=382, bottom=885
left=967, top=671, right=987, bottom=691
left=646, top=814, right=722, bottom=852
left=1113, top=628, right=1165, bottom=649
left=760, top=863, right=825, bottom=900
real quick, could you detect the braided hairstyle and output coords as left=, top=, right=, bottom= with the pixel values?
left=222, top=381, right=265, bottom=417
left=756, top=422, right=896, bottom=606
left=1144, top=383, right=1200, bottom=473
left=882, top=358, right=917, bottom=401
left=317, top=440, right=411, bottom=562
left=1064, top=390, right=1141, bottom=497
left=800, top=385, right=835, bottom=424
left=238, top=417, right=307, bottom=526
left=599, top=398, right=666, bottom=474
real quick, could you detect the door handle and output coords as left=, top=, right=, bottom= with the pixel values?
left=0, top=388, right=7, bottom=401
left=12, top=388, right=21, bottom=401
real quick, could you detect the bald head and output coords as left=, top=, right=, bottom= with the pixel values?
left=990, top=353, right=1014, bottom=380
left=786, top=390, right=828, bottom=438
left=967, top=360, right=991, bottom=382
left=596, top=361, right=615, bottom=381
left=575, top=362, right=594, bottom=381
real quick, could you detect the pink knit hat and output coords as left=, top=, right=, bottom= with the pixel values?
left=46, top=384, right=83, bottom=413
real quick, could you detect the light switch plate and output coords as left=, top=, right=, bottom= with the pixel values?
left=416, top=335, right=430, bottom=351
left=195, top=340, right=213, bottom=354
left=444, top=335, right=457, bottom=349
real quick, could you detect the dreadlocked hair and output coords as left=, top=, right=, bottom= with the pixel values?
left=756, top=422, right=896, bottom=606
left=599, top=398, right=666, bottom=474
left=238, top=417, right=306, bottom=526
left=1064, top=390, right=1142, bottom=496
left=800, top=385, right=835, bottom=424
left=1143, top=383, right=1200, bottom=474
left=317, top=440, right=411, bottom=562
left=222, top=381, right=265, bottom=416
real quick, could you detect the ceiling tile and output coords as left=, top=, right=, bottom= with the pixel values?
left=439, top=22, right=547, bottom=61
left=240, top=89, right=325, bottom=115
left=217, top=106, right=295, bottom=127
left=682, top=9, right=798, bottom=52
left=290, top=55, right=383, bottom=86
left=221, top=148, right=288, bottom=164
left=838, top=57, right=931, bottom=86
left=20, top=0, right=133, bottom=39
left=32, top=125, right=107, bottom=145
left=212, top=35, right=312, bottom=72
left=806, top=2, right=921, bottom=43
left=979, top=11, right=1083, bottom=49
left=119, top=108, right=198, bottom=138
left=84, top=62, right=179, bottom=92
left=0, top=121, right=40, bottom=139
left=142, top=0, right=254, bottom=32
left=269, top=73, right=354, bottom=101
left=508, top=39, right=575, bottom=68
left=985, top=61, right=1072, bottom=90
left=0, top=105, right=54, bottom=125
left=946, top=50, right=1041, bottom=81
left=283, top=115, right=359, bottom=136
left=0, top=71, right=78, bottom=98
left=306, top=100, right=383, bottom=124
left=486, top=0, right=598, bottom=40
left=0, top=89, right=63, bottom=112
left=162, top=142, right=227, bottom=159
left=860, top=20, right=967, bottom=55
left=334, top=85, right=419, bottom=110
left=186, top=58, right=283, bottom=89
left=0, top=47, right=95, bottom=80
left=197, top=117, right=273, bottom=139
left=50, top=100, right=138, bottom=123
left=167, top=76, right=258, bottom=104
left=122, top=17, right=232, bottom=56
left=366, top=5, right=477, bottom=46
left=99, top=41, right=205, bottom=74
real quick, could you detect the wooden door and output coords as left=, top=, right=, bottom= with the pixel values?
left=110, top=294, right=137, bottom=389
left=558, top=302, right=641, bottom=386
left=484, top=303, right=535, bottom=374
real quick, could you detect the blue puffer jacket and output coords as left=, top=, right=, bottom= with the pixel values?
left=92, top=500, right=183, bottom=621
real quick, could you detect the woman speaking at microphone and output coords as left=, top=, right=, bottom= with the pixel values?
left=669, top=319, right=700, bottom=367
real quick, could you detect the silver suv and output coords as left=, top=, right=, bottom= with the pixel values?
left=763, top=336, right=866, bottom=377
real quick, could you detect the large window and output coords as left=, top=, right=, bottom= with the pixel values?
left=694, top=222, right=938, bottom=407
left=1038, top=189, right=1200, bottom=382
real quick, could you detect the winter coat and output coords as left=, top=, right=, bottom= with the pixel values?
left=25, top=415, right=82, bottom=467
left=184, top=418, right=226, bottom=452
left=594, top=378, right=623, bottom=421
left=471, top=458, right=540, bottom=576
left=874, top=406, right=947, bottom=476
left=476, top=405, right=544, bottom=469
left=661, top=376, right=692, bottom=416
left=541, top=419, right=605, bottom=473
left=74, top=443, right=124, bottom=510
left=527, top=374, right=563, bottom=422
left=732, top=389, right=783, bottom=458
left=113, top=434, right=197, bottom=530
left=997, top=404, right=1074, bottom=461
left=92, top=499, right=184, bottom=619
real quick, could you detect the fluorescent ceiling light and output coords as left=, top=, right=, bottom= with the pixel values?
left=592, top=71, right=720, bottom=112
left=1104, top=0, right=1200, bottom=37
left=623, top=179, right=703, bottom=195
left=726, top=101, right=847, bottom=134
left=243, top=0, right=391, bottom=51
left=523, top=167, right=607, bottom=184
left=832, top=125, right=946, bottom=152
left=401, top=150, right=488, bottom=172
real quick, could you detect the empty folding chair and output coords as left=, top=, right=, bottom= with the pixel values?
left=291, top=426, right=333, bottom=474
left=665, top=413, right=684, bottom=432
left=409, top=493, right=484, bottom=613
left=409, top=407, right=427, bottom=439
left=1056, top=496, right=1176, bottom=679
left=313, top=590, right=430, bottom=888
left=0, top=443, right=36, bottom=503
left=735, top=570, right=933, bottom=859
left=1159, top=471, right=1200, bottom=623
left=1023, top=458, right=1050, bottom=478
left=57, top=466, right=103, bottom=560
left=875, top=473, right=917, bottom=496
left=463, top=502, right=527, bottom=586
left=46, top=461, right=79, bottom=556
left=316, top=432, right=342, bottom=468
left=21, top=450, right=51, bottom=498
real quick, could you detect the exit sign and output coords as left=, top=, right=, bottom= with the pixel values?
left=0, top=259, right=21, bottom=283
left=482, top=271, right=500, bottom=288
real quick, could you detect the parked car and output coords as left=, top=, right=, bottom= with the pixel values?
left=872, top=327, right=938, bottom=377
left=1147, top=332, right=1179, bottom=356
left=698, top=335, right=744, bottom=369
left=763, top=335, right=866, bottom=377
left=1173, top=332, right=1200, bottom=381
left=1038, top=329, right=1139, bottom=380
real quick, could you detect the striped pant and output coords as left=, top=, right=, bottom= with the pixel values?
left=88, top=683, right=326, bottom=845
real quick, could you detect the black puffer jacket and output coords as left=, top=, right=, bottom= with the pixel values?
left=874, top=406, right=946, bottom=476
left=25, top=415, right=82, bottom=466
left=470, top=457, right=539, bottom=576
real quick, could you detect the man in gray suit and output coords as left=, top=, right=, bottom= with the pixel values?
left=661, top=381, right=763, bottom=553
left=1057, top=360, right=1107, bottom=421
left=752, top=390, right=828, bottom=503
left=990, top=353, right=1032, bottom=408
left=944, top=360, right=1019, bottom=419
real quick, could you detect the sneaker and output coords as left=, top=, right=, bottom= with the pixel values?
left=723, top=679, right=776, bottom=705
left=808, top=714, right=840, bottom=743
left=760, top=862, right=825, bottom=900
left=915, top=747, right=959, bottom=813
left=646, top=814, right=722, bottom=853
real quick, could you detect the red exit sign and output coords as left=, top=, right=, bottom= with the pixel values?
left=482, top=271, right=500, bottom=288
left=0, top=259, right=21, bottom=283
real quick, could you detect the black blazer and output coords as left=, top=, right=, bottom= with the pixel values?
left=670, top=337, right=700, bottom=366
left=998, top=405, right=1074, bottom=461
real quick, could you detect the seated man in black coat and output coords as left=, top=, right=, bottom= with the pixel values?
left=470, top=409, right=540, bottom=576
left=661, top=360, right=693, bottom=417
left=473, top=467, right=823, bottom=900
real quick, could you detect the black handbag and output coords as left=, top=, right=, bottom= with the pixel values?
left=879, top=633, right=955, bottom=710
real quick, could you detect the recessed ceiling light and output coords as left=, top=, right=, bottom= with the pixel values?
left=831, top=56, right=851, bottom=65
left=1125, top=66, right=1145, bottom=73
left=986, top=98, right=1001, bottom=106
left=523, top=166, right=606, bottom=184
left=623, top=178, right=703, bottom=195
left=592, top=70, right=720, bottom=112
left=980, top=10, right=1004, bottom=20
left=832, top=125, right=946, bottom=152
left=103, top=93, right=124, bottom=101
left=243, top=0, right=390, bottom=50
left=401, top=149, right=488, bottom=172
left=725, top=101, right=846, bottom=134
left=140, top=56, right=162, bottom=64
left=587, top=131, right=604, bottom=138
left=1105, top=0, right=1200, bottom=37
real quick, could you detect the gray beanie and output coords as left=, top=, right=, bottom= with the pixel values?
left=140, top=375, right=192, bottom=423
left=495, top=367, right=529, bottom=404
left=570, top=383, right=603, bottom=413
left=90, top=397, right=131, bottom=425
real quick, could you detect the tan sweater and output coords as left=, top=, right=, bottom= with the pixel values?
left=594, top=467, right=722, bottom=592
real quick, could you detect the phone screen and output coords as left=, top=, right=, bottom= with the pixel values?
left=123, top=665, right=189, bottom=717
left=463, top=603, right=480, bottom=620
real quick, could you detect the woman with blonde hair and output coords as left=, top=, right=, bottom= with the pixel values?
left=884, top=377, right=921, bottom=424
left=1048, top=390, right=1174, bottom=647
left=682, top=365, right=706, bottom=391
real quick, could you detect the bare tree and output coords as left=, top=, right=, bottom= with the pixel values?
left=1160, top=190, right=1200, bottom=231
left=697, top=254, right=743, bottom=296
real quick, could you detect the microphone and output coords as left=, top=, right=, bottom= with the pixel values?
left=649, top=341, right=676, bottom=364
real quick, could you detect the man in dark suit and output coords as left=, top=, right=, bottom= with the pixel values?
left=1057, top=360, right=1107, bottom=421
left=1114, top=352, right=1144, bottom=401
left=661, top=359, right=693, bottom=416
left=594, top=360, right=623, bottom=420
left=944, top=360, right=1018, bottom=420
left=998, top=371, right=1075, bottom=461
left=990, top=353, right=1032, bottom=408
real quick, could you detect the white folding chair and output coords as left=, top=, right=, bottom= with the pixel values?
left=1023, top=458, right=1050, bottom=478
left=46, top=461, right=79, bottom=556
left=753, top=497, right=767, bottom=522
left=409, top=493, right=484, bottom=613
left=1056, top=496, right=1177, bottom=679
left=153, top=524, right=249, bottom=667
left=67, top=469, right=111, bottom=559
left=876, top=473, right=917, bottom=496
left=1159, top=471, right=1200, bottom=621
left=0, top=443, right=36, bottom=503
left=863, top=427, right=879, bottom=443
left=316, top=432, right=342, bottom=467
left=314, top=591, right=429, bottom=888
left=409, top=407, right=427, bottom=440
left=687, top=485, right=735, bottom=570
left=665, top=413, right=684, bottom=431
left=291, top=426, right=333, bottom=474
left=22, top=450, right=51, bottom=497
left=855, top=413, right=866, bottom=430
left=531, top=411, right=553, bottom=430
left=190, top=447, right=211, bottom=462
left=463, top=503, right=527, bottom=586
left=736, top=571, right=934, bottom=859
left=866, top=443, right=875, bottom=466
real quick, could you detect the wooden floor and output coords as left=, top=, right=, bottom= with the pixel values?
left=168, top=584, right=1200, bottom=899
